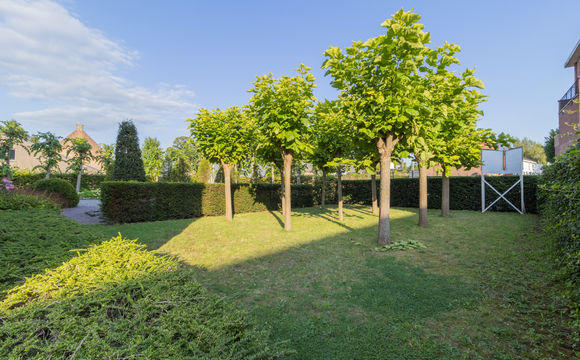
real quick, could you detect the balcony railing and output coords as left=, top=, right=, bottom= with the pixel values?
left=560, top=82, right=578, bottom=101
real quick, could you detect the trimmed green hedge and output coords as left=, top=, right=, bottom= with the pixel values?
left=12, top=173, right=106, bottom=190
left=317, top=175, right=539, bottom=214
left=32, top=178, right=79, bottom=208
left=101, top=182, right=315, bottom=223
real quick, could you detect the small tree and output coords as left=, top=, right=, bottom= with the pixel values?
left=142, top=137, right=164, bottom=182
left=323, top=9, right=431, bottom=243
left=544, top=128, right=559, bottom=164
left=249, top=64, right=316, bottom=230
left=163, top=137, right=199, bottom=182
left=65, top=137, right=94, bottom=192
left=187, top=107, right=254, bottom=221
left=112, top=120, right=146, bottom=181
left=256, top=141, right=287, bottom=215
left=97, top=144, right=115, bottom=179
left=29, top=131, right=63, bottom=179
left=0, top=120, right=28, bottom=179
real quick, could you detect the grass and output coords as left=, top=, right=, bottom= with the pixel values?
left=94, top=205, right=576, bottom=359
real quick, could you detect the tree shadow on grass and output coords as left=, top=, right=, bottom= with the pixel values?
left=187, top=219, right=479, bottom=359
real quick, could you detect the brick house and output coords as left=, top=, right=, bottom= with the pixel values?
left=556, top=39, right=580, bottom=156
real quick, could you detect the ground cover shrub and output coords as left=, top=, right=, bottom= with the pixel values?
left=0, top=209, right=101, bottom=293
left=101, top=181, right=315, bottom=223
left=538, top=140, right=579, bottom=340
left=78, top=187, right=100, bottom=199
left=0, top=192, right=60, bottom=210
left=0, top=235, right=287, bottom=359
left=32, top=178, right=79, bottom=207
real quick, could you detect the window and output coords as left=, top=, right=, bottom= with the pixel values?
left=9, top=149, right=15, bottom=160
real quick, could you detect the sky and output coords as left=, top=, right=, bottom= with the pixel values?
left=1, top=0, right=580, bottom=149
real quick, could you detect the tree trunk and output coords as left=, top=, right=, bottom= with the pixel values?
left=76, top=170, right=82, bottom=193
left=278, top=165, right=285, bottom=217
left=45, top=166, right=51, bottom=180
left=337, top=167, right=343, bottom=221
left=417, top=158, right=428, bottom=227
left=271, top=164, right=275, bottom=184
left=371, top=161, right=378, bottom=215
left=296, top=163, right=301, bottom=185
left=222, top=162, right=234, bottom=221
left=282, top=150, right=293, bottom=231
left=5, top=158, right=11, bottom=180
left=441, top=168, right=450, bottom=217
left=321, top=168, right=326, bottom=209
left=377, top=136, right=397, bottom=245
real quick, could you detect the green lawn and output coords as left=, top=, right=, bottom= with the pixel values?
left=94, top=206, right=574, bottom=359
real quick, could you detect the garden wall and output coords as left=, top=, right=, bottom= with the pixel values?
left=100, top=182, right=315, bottom=223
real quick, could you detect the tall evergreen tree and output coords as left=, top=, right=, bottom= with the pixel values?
left=112, top=120, right=146, bottom=181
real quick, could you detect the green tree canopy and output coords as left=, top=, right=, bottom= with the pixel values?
left=97, top=144, right=115, bottom=179
left=513, top=137, right=547, bottom=164
left=0, top=120, right=28, bottom=179
left=323, top=9, right=431, bottom=243
left=142, top=137, right=164, bottom=182
left=29, top=132, right=63, bottom=179
left=249, top=64, right=316, bottom=230
left=187, top=107, right=254, bottom=221
left=112, top=120, right=146, bottom=182
left=65, top=137, right=94, bottom=192
left=543, top=129, right=558, bottom=164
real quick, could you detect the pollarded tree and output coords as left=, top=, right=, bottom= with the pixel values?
left=29, top=131, right=63, bottom=179
left=142, top=137, right=164, bottom=182
left=256, top=140, right=288, bottom=215
left=187, top=107, right=254, bottom=221
left=311, top=100, right=353, bottom=220
left=0, top=120, right=28, bottom=179
left=65, top=137, right=94, bottom=192
left=249, top=64, right=316, bottom=230
left=112, top=120, right=146, bottom=182
left=323, top=9, right=431, bottom=244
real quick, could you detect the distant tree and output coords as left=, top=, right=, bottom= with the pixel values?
left=112, top=120, right=146, bottom=181
left=97, top=144, right=115, bottom=179
left=29, top=132, right=63, bottom=179
left=187, top=107, right=254, bottom=221
left=194, top=158, right=212, bottom=183
left=163, top=137, right=199, bottom=182
left=0, top=120, right=28, bottom=179
left=249, top=64, right=316, bottom=230
left=544, top=128, right=559, bottom=163
left=513, top=137, right=547, bottom=164
left=65, top=137, right=94, bottom=192
left=142, top=137, right=164, bottom=182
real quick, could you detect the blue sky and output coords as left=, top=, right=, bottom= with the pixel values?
left=1, top=0, right=580, bottom=148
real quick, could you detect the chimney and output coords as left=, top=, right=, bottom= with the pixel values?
left=76, top=124, right=83, bottom=131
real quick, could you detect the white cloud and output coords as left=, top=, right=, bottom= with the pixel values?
left=0, top=0, right=197, bottom=144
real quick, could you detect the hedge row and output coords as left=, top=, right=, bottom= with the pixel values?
left=316, top=175, right=538, bottom=214
left=12, top=173, right=106, bottom=190
left=101, top=182, right=315, bottom=223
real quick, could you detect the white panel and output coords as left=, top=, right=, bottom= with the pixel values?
left=481, top=147, right=523, bottom=175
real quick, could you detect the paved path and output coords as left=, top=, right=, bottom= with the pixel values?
left=61, top=199, right=107, bottom=225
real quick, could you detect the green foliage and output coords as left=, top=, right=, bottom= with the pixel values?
left=101, top=181, right=315, bottom=223
left=0, top=120, right=28, bottom=178
left=12, top=171, right=106, bottom=190
left=32, top=178, right=79, bottom=207
left=64, top=137, right=94, bottom=174
left=513, top=137, right=547, bottom=164
left=194, top=158, right=212, bottom=182
left=0, top=232, right=287, bottom=358
left=112, top=120, right=146, bottom=181
left=96, top=143, right=115, bottom=179
left=538, top=139, right=579, bottom=328
left=78, top=188, right=100, bottom=199
left=374, top=239, right=426, bottom=252
left=1, top=236, right=178, bottom=310
left=142, top=137, right=164, bottom=181
left=0, top=193, right=60, bottom=211
left=249, top=64, right=316, bottom=156
left=317, top=176, right=539, bottom=214
left=310, top=100, right=353, bottom=171
left=28, top=131, right=63, bottom=178
left=0, top=209, right=101, bottom=293
left=188, top=107, right=254, bottom=166
left=163, top=136, right=199, bottom=182
left=544, top=128, right=558, bottom=164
